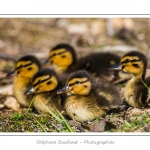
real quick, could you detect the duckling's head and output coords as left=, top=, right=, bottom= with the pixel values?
left=24, top=68, right=59, bottom=95
left=45, top=43, right=77, bottom=73
left=57, top=70, right=92, bottom=96
left=110, top=51, right=147, bottom=78
left=6, top=55, right=41, bottom=79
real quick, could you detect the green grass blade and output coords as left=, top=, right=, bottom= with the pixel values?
left=32, top=115, right=46, bottom=132
left=26, top=97, right=35, bottom=114
left=141, top=78, right=150, bottom=90
left=40, top=101, right=74, bottom=132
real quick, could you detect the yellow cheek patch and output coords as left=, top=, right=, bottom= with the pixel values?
left=51, top=52, right=73, bottom=66
left=17, top=63, right=39, bottom=78
left=73, top=81, right=91, bottom=95
left=67, top=78, right=91, bottom=95
left=121, top=55, right=144, bottom=76
left=33, top=75, right=58, bottom=93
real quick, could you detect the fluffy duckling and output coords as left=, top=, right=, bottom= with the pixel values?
left=110, top=51, right=150, bottom=108
left=57, top=70, right=122, bottom=122
left=45, top=43, right=120, bottom=81
left=6, top=55, right=41, bottom=107
left=24, top=68, right=65, bottom=114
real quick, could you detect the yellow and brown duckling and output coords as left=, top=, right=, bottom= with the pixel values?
left=45, top=43, right=121, bottom=81
left=24, top=68, right=66, bottom=114
left=57, top=70, right=122, bottom=122
left=6, top=55, right=41, bottom=107
left=110, top=50, right=150, bottom=108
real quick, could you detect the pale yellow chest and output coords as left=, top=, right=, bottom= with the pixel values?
left=65, top=96, right=105, bottom=122
left=13, top=77, right=32, bottom=107
left=123, top=78, right=142, bottom=107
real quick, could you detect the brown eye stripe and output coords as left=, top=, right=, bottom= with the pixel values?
left=121, top=59, right=139, bottom=64
left=33, top=77, right=50, bottom=87
left=16, top=62, right=33, bottom=70
left=68, top=79, right=88, bottom=87
left=50, top=50, right=67, bottom=58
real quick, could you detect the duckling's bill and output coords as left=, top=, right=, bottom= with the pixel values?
left=6, top=70, right=17, bottom=77
left=57, top=85, right=70, bottom=94
left=24, top=86, right=35, bottom=95
left=42, top=58, right=49, bottom=65
left=109, top=64, right=122, bottom=70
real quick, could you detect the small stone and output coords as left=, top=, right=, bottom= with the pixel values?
left=4, top=96, right=21, bottom=112
left=67, top=23, right=89, bottom=35
left=90, top=20, right=105, bottom=36
left=0, top=104, right=5, bottom=109
left=0, top=84, right=13, bottom=95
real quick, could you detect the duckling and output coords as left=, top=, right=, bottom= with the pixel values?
left=45, top=43, right=120, bottom=81
left=24, top=68, right=66, bottom=114
left=109, top=51, right=150, bottom=108
left=71, top=52, right=121, bottom=81
left=6, top=55, right=41, bottom=107
left=57, top=70, right=122, bottom=122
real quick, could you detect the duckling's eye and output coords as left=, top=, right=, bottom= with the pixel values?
left=75, top=81, right=80, bottom=84
left=46, top=81, right=52, bottom=85
left=53, top=53, right=57, bottom=56
left=61, top=55, right=66, bottom=58
left=125, top=59, right=131, bottom=63
left=28, top=67, right=32, bottom=70
left=17, top=71, right=20, bottom=74
left=38, top=80, right=43, bottom=83
left=20, top=64, right=24, bottom=67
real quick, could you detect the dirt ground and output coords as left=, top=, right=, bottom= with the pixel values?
left=0, top=18, right=150, bottom=132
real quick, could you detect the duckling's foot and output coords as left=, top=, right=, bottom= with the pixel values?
left=122, top=101, right=130, bottom=110
left=31, top=108, right=42, bottom=114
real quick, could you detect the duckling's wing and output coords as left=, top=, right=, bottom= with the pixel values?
left=95, top=81, right=122, bottom=109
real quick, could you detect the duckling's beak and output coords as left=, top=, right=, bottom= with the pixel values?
left=109, top=64, right=122, bottom=71
left=42, top=58, right=49, bottom=65
left=6, top=70, right=17, bottom=77
left=24, top=87, right=35, bottom=95
left=57, top=85, right=71, bottom=94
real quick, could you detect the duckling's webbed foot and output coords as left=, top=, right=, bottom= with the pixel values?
left=122, top=100, right=130, bottom=110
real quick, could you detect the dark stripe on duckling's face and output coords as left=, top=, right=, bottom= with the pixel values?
left=50, top=50, right=67, bottom=59
left=121, top=58, right=140, bottom=65
left=68, top=79, right=89, bottom=87
left=33, top=76, right=50, bottom=87
left=15, top=62, right=33, bottom=70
